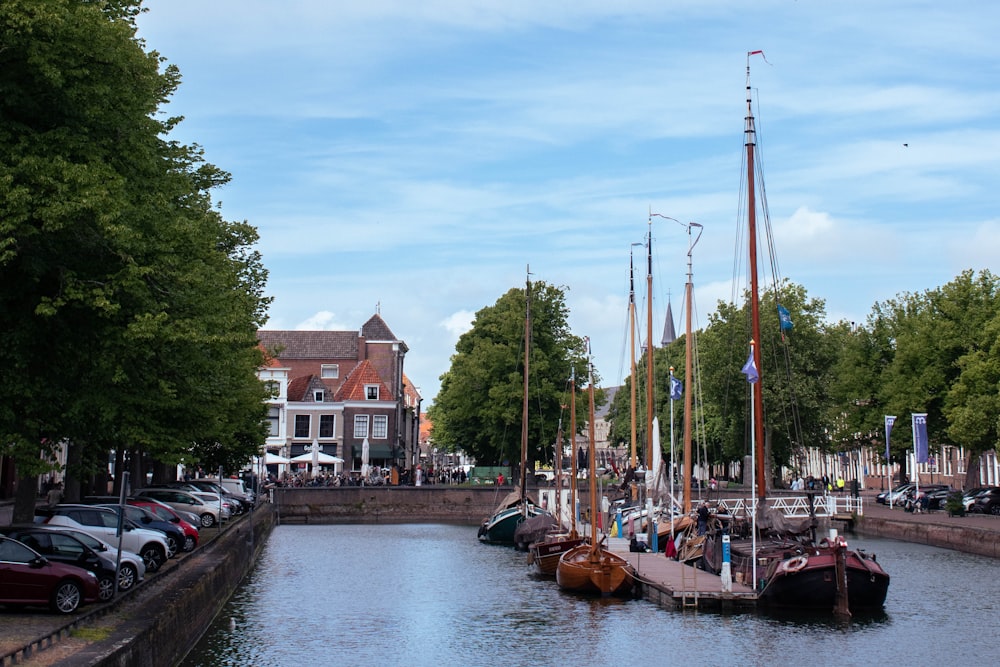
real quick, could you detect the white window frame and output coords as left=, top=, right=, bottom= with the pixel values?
left=365, top=384, right=379, bottom=400
left=321, top=364, right=339, bottom=379
left=319, top=414, right=336, bottom=438
left=314, top=390, right=324, bottom=402
left=353, top=415, right=369, bottom=438
left=267, top=406, right=280, bottom=437
left=373, top=415, right=388, bottom=439
left=294, top=414, right=310, bottom=439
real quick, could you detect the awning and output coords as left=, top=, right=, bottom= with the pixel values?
left=354, top=443, right=394, bottom=459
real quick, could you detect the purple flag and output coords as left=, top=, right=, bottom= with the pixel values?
left=884, top=415, right=896, bottom=461
left=912, top=413, right=929, bottom=464
left=741, top=350, right=759, bottom=384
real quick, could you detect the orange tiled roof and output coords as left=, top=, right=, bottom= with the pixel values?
left=334, top=359, right=393, bottom=401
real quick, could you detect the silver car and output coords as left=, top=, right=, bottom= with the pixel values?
left=32, top=525, right=146, bottom=593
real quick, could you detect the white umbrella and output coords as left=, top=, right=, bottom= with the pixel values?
left=290, top=451, right=344, bottom=465
left=361, top=437, right=370, bottom=479
left=264, top=452, right=291, bottom=465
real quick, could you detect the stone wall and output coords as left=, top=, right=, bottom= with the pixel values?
left=857, top=515, right=1000, bottom=558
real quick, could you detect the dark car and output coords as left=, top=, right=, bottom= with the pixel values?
left=1, top=527, right=117, bottom=601
left=95, top=504, right=185, bottom=558
left=970, top=487, right=1000, bottom=515
left=0, top=535, right=101, bottom=613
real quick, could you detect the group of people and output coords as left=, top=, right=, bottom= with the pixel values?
left=788, top=473, right=849, bottom=493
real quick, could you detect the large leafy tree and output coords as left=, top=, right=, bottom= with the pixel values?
left=0, top=1, right=270, bottom=521
left=429, top=281, right=591, bottom=473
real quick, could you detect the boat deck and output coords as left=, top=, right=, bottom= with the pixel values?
left=606, top=537, right=758, bottom=610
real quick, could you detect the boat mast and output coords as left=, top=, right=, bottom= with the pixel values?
left=521, top=267, right=531, bottom=511
left=645, top=218, right=655, bottom=473
left=586, top=341, right=599, bottom=555
left=569, top=368, right=579, bottom=538
left=746, top=56, right=766, bottom=500
left=682, top=222, right=703, bottom=514
left=629, top=244, right=641, bottom=472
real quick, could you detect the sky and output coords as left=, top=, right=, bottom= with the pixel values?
left=135, top=1, right=1000, bottom=404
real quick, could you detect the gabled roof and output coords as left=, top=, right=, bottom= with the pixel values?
left=287, top=375, right=337, bottom=401
left=257, top=330, right=358, bottom=359
left=334, top=359, right=394, bottom=401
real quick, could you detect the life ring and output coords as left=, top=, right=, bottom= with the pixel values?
left=781, top=555, right=808, bottom=574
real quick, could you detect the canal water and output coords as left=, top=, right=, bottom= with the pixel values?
left=181, top=523, right=998, bottom=666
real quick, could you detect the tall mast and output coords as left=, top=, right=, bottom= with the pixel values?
left=645, top=218, right=655, bottom=472
left=682, top=222, right=703, bottom=514
left=520, top=267, right=531, bottom=508
left=746, top=59, right=766, bottom=500
left=586, top=342, right=599, bottom=554
left=629, top=244, right=641, bottom=471
left=569, top=368, right=578, bottom=538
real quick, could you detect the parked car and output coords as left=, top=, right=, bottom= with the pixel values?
left=1, top=527, right=118, bottom=601
left=36, top=505, right=168, bottom=572
left=125, top=499, right=199, bottom=552
left=133, top=488, right=225, bottom=528
left=191, top=492, right=233, bottom=520
left=201, top=476, right=256, bottom=505
left=970, top=487, right=1000, bottom=515
left=901, top=485, right=950, bottom=512
left=877, top=483, right=915, bottom=506
left=182, top=480, right=249, bottom=513
left=160, top=482, right=242, bottom=515
left=95, top=504, right=185, bottom=558
left=962, top=487, right=991, bottom=513
left=30, top=525, right=145, bottom=593
left=0, top=535, right=101, bottom=613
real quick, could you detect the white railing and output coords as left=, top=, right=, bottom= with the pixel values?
left=714, top=494, right=863, bottom=518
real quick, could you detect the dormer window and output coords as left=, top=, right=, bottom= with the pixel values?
left=314, top=390, right=324, bottom=402
left=365, top=385, right=379, bottom=400
left=321, top=364, right=339, bottom=379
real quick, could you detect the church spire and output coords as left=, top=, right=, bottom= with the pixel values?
left=661, top=298, right=677, bottom=346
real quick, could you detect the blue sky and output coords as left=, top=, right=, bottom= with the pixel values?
left=137, top=1, right=999, bottom=404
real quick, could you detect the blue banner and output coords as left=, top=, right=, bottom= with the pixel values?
left=777, top=304, right=794, bottom=330
left=912, top=413, right=929, bottom=464
left=669, top=375, right=683, bottom=400
left=884, top=415, right=896, bottom=461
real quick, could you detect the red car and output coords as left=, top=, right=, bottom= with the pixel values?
left=127, top=498, right=200, bottom=552
left=0, top=536, right=102, bottom=614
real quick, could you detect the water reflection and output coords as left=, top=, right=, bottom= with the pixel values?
left=181, top=525, right=997, bottom=667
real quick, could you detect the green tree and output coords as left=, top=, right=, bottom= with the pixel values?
left=429, top=281, right=591, bottom=473
left=0, top=1, right=270, bottom=521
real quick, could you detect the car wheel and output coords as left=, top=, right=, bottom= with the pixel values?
left=51, top=579, right=82, bottom=614
left=200, top=513, right=216, bottom=528
left=165, top=535, right=179, bottom=558
left=141, top=544, right=166, bottom=572
left=117, top=563, right=138, bottom=592
left=991, top=504, right=1000, bottom=516
left=97, top=574, right=116, bottom=602
left=183, top=535, right=196, bottom=552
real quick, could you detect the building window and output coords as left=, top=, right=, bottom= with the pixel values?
left=319, top=414, right=335, bottom=438
left=365, top=385, right=379, bottom=400
left=264, top=381, right=280, bottom=398
left=267, top=406, right=280, bottom=437
left=353, top=415, right=369, bottom=438
left=373, top=415, right=388, bottom=439
left=314, top=390, right=324, bottom=402
left=294, top=415, right=310, bottom=438
left=321, top=364, right=339, bottom=379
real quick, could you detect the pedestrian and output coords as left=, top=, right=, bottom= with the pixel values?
left=697, top=501, right=710, bottom=536
left=47, top=481, right=64, bottom=507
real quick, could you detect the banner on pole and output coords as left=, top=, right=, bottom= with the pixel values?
left=884, top=415, right=896, bottom=461
left=912, top=413, right=929, bottom=464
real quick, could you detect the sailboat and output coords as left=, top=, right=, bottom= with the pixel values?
left=527, top=373, right=584, bottom=575
left=478, top=272, right=548, bottom=544
left=556, top=349, right=635, bottom=597
left=701, top=53, right=889, bottom=614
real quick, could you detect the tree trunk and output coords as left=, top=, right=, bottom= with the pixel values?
left=12, top=475, right=39, bottom=524
left=964, top=451, right=981, bottom=490
left=64, top=441, right=83, bottom=504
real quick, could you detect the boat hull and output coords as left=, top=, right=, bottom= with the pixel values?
left=556, top=544, right=635, bottom=597
left=528, top=536, right=585, bottom=576
left=758, top=549, right=890, bottom=611
left=478, top=505, right=546, bottom=545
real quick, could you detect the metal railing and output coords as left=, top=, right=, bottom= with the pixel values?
left=713, top=494, right=863, bottom=518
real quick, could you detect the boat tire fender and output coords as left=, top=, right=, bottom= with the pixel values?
left=782, top=555, right=808, bottom=573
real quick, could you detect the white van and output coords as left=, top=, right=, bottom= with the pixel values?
left=204, top=477, right=253, bottom=503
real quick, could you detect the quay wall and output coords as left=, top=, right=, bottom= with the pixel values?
left=269, top=485, right=586, bottom=524
left=85, top=506, right=275, bottom=667
left=856, top=515, right=1000, bottom=559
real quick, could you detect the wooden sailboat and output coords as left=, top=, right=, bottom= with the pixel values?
left=478, top=271, right=547, bottom=544
left=556, top=350, right=635, bottom=597
left=701, top=53, right=889, bottom=613
left=528, top=372, right=584, bottom=575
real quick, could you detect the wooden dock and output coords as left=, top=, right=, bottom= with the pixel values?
left=606, top=537, right=758, bottom=611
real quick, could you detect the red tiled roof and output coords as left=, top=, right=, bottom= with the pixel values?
left=334, top=359, right=393, bottom=401
left=257, top=331, right=358, bottom=359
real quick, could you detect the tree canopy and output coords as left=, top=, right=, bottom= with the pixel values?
left=0, top=0, right=271, bottom=520
left=429, top=280, right=593, bottom=471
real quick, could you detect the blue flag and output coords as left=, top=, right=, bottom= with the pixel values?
left=741, top=350, right=759, bottom=384
left=913, top=413, right=929, bottom=464
left=669, top=375, right=683, bottom=400
left=777, top=304, right=794, bottom=330
left=884, top=415, right=896, bottom=461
